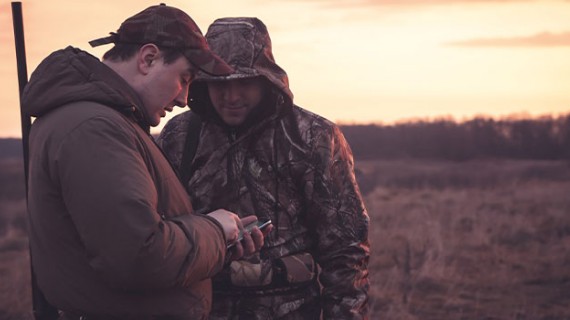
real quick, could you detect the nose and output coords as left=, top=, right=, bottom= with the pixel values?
left=225, top=82, right=241, bottom=105
left=174, top=84, right=190, bottom=108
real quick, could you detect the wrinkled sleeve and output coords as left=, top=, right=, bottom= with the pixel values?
left=55, top=116, right=225, bottom=289
left=155, top=112, right=190, bottom=172
left=306, top=124, right=370, bottom=320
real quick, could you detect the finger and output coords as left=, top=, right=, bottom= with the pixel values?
left=249, top=227, right=264, bottom=250
left=233, top=213, right=244, bottom=231
left=240, top=215, right=258, bottom=227
left=262, top=224, right=273, bottom=236
left=228, top=229, right=240, bottom=246
left=241, top=231, right=256, bottom=256
left=230, top=241, right=244, bottom=261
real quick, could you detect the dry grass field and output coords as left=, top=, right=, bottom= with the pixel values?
left=0, top=158, right=32, bottom=320
left=361, top=159, right=570, bottom=319
left=1, top=158, right=570, bottom=319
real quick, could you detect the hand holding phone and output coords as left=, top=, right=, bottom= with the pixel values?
left=227, top=219, right=272, bottom=249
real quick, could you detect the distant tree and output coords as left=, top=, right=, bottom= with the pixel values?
left=554, top=115, right=570, bottom=159
left=340, top=112, right=570, bottom=161
left=0, top=139, right=23, bottom=160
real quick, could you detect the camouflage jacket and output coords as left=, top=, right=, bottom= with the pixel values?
left=158, top=17, right=370, bottom=319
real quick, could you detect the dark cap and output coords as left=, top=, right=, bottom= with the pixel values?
left=89, top=4, right=233, bottom=76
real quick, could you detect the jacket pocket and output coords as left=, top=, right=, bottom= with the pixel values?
left=274, top=252, right=316, bottom=285
left=227, top=253, right=317, bottom=288
left=229, top=258, right=273, bottom=287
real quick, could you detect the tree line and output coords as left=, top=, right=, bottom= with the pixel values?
left=340, top=114, right=570, bottom=161
left=2, top=114, right=570, bottom=161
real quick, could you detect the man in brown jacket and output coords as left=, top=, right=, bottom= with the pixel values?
left=158, top=18, right=370, bottom=319
left=22, top=5, right=265, bottom=319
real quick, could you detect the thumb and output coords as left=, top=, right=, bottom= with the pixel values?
left=240, top=215, right=258, bottom=228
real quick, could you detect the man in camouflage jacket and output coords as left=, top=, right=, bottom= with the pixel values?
left=158, top=17, right=370, bottom=319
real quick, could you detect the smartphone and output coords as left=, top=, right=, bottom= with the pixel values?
left=227, top=219, right=272, bottom=249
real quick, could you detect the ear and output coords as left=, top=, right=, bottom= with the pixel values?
left=137, top=44, right=161, bottom=75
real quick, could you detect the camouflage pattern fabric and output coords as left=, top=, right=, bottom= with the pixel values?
left=157, top=17, right=370, bottom=320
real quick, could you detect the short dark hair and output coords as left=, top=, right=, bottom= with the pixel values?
left=102, top=43, right=185, bottom=64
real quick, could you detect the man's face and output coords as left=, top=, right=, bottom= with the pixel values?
left=207, top=77, right=265, bottom=127
left=139, top=55, right=194, bottom=126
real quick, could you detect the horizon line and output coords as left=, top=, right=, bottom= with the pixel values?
left=1, top=110, right=569, bottom=139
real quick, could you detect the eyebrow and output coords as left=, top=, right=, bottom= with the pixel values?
left=186, top=62, right=199, bottom=73
left=182, top=67, right=195, bottom=78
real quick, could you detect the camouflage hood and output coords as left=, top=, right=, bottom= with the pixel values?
left=188, top=17, right=293, bottom=119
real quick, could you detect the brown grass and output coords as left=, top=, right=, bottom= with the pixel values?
left=1, top=159, right=570, bottom=319
left=0, top=199, right=32, bottom=320
left=363, top=160, right=570, bottom=319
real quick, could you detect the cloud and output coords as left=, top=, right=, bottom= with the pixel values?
left=359, top=0, right=532, bottom=5
left=445, top=31, right=570, bottom=47
left=280, top=0, right=537, bottom=6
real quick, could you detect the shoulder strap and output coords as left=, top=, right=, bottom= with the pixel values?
left=179, top=112, right=202, bottom=186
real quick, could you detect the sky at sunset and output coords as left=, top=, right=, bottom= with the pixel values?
left=1, top=0, right=570, bottom=137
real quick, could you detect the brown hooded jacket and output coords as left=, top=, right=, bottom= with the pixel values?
left=22, top=47, right=227, bottom=319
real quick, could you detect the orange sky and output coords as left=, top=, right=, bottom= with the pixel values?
left=1, top=0, right=570, bottom=137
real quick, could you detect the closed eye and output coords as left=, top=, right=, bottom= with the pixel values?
left=181, top=70, right=195, bottom=86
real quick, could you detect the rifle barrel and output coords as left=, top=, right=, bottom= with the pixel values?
left=12, top=3, right=59, bottom=320
left=11, top=1, right=30, bottom=187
